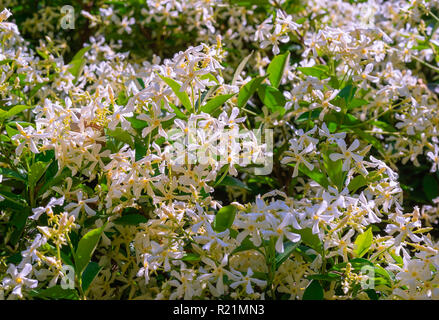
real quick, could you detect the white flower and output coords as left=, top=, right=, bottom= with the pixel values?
left=229, top=268, right=267, bottom=294
left=281, top=140, right=315, bottom=177
left=199, top=254, right=233, bottom=297
left=30, top=196, right=65, bottom=220
left=319, top=123, right=346, bottom=143
left=353, top=63, right=379, bottom=88
left=260, top=24, right=290, bottom=55
left=137, top=106, right=175, bottom=138
left=2, top=264, right=38, bottom=298
left=64, top=191, right=98, bottom=218
left=193, top=224, right=230, bottom=250
left=0, top=8, right=12, bottom=22
left=268, top=214, right=301, bottom=253
left=427, top=144, right=439, bottom=173
left=329, top=139, right=363, bottom=171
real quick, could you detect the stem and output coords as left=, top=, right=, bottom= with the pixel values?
left=411, top=55, right=439, bottom=73
left=191, top=83, right=195, bottom=112
left=425, top=7, right=439, bottom=24
left=213, top=164, right=230, bottom=187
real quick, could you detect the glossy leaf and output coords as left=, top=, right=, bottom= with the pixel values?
left=303, top=280, right=324, bottom=300
left=213, top=205, right=237, bottom=232
left=275, top=241, right=300, bottom=270
left=68, top=46, right=91, bottom=82
left=113, top=214, right=148, bottom=226
left=237, top=75, right=268, bottom=108
left=354, top=227, right=373, bottom=258
left=201, top=93, right=235, bottom=114
left=75, top=224, right=106, bottom=276
left=82, top=261, right=102, bottom=292
left=159, top=75, right=192, bottom=112
left=267, top=51, right=290, bottom=88
left=257, top=84, right=286, bottom=114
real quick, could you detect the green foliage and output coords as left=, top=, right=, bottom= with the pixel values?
left=213, top=205, right=237, bottom=232
left=267, top=51, right=290, bottom=88
left=353, top=227, right=373, bottom=258
left=75, top=224, right=107, bottom=276
left=302, top=280, right=324, bottom=300
left=81, top=262, right=102, bottom=292
left=68, top=47, right=91, bottom=83
left=159, top=75, right=193, bottom=112
left=201, top=94, right=235, bottom=114
left=237, top=75, right=268, bottom=108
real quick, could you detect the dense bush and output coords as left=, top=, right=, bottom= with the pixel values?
left=1, top=0, right=439, bottom=300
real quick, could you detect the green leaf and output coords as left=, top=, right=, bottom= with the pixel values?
left=6, top=253, right=22, bottom=265
left=332, top=258, right=392, bottom=289
left=348, top=175, right=368, bottom=193
left=349, top=98, right=368, bottom=109
left=75, top=224, right=106, bottom=276
left=169, top=102, right=187, bottom=120
left=199, top=73, right=219, bottom=85
left=213, top=205, right=237, bottom=232
left=322, top=153, right=345, bottom=189
left=38, top=167, right=70, bottom=197
left=232, top=235, right=258, bottom=254
left=5, top=124, right=19, bottom=137
left=126, top=116, right=148, bottom=130
left=338, top=84, right=357, bottom=106
left=237, top=75, right=268, bottom=108
left=137, top=78, right=146, bottom=89
left=389, top=251, right=403, bottom=266
left=113, top=214, right=148, bottom=226
left=0, top=191, right=28, bottom=211
left=332, top=258, right=373, bottom=272
left=290, top=227, right=323, bottom=254
left=423, top=175, right=439, bottom=201
left=9, top=207, right=31, bottom=245
left=0, top=134, right=9, bottom=142
left=181, top=253, right=201, bottom=262
left=0, top=167, right=26, bottom=182
left=297, top=65, right=329, bottom=79
left=307, top=273, right=341, bottom=281
left=373, top=264, right=393, bottom=285
left=106, top=128, right=134, bottom=148
left=257, top=84, right=286, bottom=115
left=354, top=227, right=373, bottom=258
left=116, top=90, right=129, bottom=106
left=267, top=51, right=290, bottom=88
left=134, top=137, right=148, bottom=161
left=159, top=75, right=192, bottom=112
left=348, top=171, right=383, bottom=194
left=81, top=261, right=102, bottom=292
left=328, top=76, right=340, bottom=89
left=201, top=94, right=235, bottom=114
left=217, top=176, right=251, bottom=191
left=371, top=120, right=396, bottom=132
left=231, top=0, right=270, bottom=7
left=0, top=58, right=13, bottom=66
left=296, top=163, right=329, bottom=189
left=30, top=285, right=79, bottom=300
left=29, top=82, right=48, bottom=98
left=0, top=105, right=31, bottom=120
left=303, top=280, right=324, bottom=300
left=365, top=289, right=379, bottom=300
left=28, top=161, right=51, bottom=187
left=296, top=108, right=322, bottom=123
left=68, top=46, right=91, bottom=82
left=275, top=241, right=300, bottom=269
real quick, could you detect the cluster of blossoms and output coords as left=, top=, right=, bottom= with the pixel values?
left=1, top=0, right=439, bottom=301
